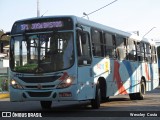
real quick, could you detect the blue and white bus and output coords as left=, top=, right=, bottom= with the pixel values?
left=6, top=15, right=159, bottom=109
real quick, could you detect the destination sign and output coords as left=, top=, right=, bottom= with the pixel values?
left=11, top=17, right=73, bottom=34
left=21, top=21, right=63, bottom=31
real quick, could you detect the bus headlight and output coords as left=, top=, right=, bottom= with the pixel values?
left=57, top=77, right=74, bottom=89
left=10, top=79, right=23, bottom=89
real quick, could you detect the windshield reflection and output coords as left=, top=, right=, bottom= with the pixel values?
left=10, top=32, right=74, bottom=73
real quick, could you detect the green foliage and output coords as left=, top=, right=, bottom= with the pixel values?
left=0, top=30, right=10, bottom=41
left=15, top=64, right=38, bottom=72
left=0, top=77, right=8, bottom=92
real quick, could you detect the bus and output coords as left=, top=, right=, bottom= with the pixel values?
left=5, top=15, right=159, bottom=109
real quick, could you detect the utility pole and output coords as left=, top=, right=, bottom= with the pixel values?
left=37, top=0, right=40, bottom=17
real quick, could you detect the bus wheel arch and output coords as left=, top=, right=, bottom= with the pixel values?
left=98, top=77, right=109, bottom=101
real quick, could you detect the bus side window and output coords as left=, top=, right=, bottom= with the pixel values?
left=124, top=38, right=129, bottom=60
left=104, top=32, right=115, bottom=58
left=151, top=46, right=157, bottom=63
left=115, top=35, right=126, bottom=60
left=137, top=42, right=142, bottom=61
left=77, top=31, right=91, bottom=65
left=112, top=35, right=117, bottom=58
left=154, top=46, right=157, bottom=63
left=140, top=42, right=145, bottom=61
left=128, top=39, right=136, bottom=61
left=145, top=43, right=151, bottom=63
left=91, top=29, right=103, bottom=57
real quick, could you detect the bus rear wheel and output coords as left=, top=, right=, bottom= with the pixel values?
left=40, top=101, right=52, bottom=109
left=129, top=81, right=145, bottom=100
left=91, top=84, right=101, bottom=109
left=136, top=81, right=145, bottom=100
left=129, top=93, right=137, bottom=100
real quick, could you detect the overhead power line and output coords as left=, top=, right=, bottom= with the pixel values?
left=82, top=0, right=118, bottom=18
left=143, top=27, right=156, bottom=38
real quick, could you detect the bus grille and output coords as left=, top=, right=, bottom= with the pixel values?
left=27, top=91, right=52, bottom=97
left=25, top=85, right=55, bottom=89
left=19, top=76, right=60, bottom=83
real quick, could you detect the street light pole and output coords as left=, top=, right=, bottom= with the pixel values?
left=37, top=0, right=40, bottom=17
left=83, top=12, right=89, bottom=20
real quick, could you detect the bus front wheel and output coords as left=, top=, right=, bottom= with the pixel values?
left=91, top=84, right=101, bottom=109
left=40, top=101, right=52, bottom=109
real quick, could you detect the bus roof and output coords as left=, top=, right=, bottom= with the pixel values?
left=13, top=15, right=132, bottom=37
left=142, top=38, right=156, bottom=45
left=76, top=16, right=132, bottom=37
left=75, top=16, right=156, bottom=45
left=13, top=15, right=73, bottom=22
left=13, top=15, right=155, bottom=45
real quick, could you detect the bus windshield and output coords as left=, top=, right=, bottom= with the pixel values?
left=10, top=32, right=74, bottom=73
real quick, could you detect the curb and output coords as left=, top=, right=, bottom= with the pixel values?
left=156, top=86, right=160, bottom=89
left=0, top=93, right=9, bottom=99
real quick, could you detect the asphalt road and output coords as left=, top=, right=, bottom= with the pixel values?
left=0, top=86, right=160, bottom=119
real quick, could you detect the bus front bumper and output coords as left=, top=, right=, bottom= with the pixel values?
left=9, top=86, right=77, bottom=102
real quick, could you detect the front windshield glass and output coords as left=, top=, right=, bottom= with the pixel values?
left=10, top=32, right=74, bottom=73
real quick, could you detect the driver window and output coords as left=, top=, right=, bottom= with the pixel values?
left=77, top=31, right=91, bottom=65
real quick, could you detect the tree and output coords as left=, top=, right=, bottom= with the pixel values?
left=0, top=30, right=10, bottom=41
left=0, top=30, right=10, bottom=53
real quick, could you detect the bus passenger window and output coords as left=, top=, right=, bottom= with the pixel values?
left=140, top=42, right=145, bottom=61
left=77, top=31, right=91, bottom=65
left=104, top=33, right=115, bottom=58
left=124, top=38, right=128, bottom=60
left=137, top=42, right=142, bottom=61
left=151, top=46, right=157, bottom=63
left=91, top=29, right=103, bottom=57
left=115, top=35, right=126, bottom=60
left=128, top=39, right=136, bottom=61
left=145, top=43, right=151, bottom=62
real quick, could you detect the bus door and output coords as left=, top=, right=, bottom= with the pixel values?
left=76, top=26, right=93, bottom=100
left=136, top=41, right=145, bottom=91
left=126, top=39, right=139, bottom=93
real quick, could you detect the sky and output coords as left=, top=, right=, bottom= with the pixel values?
left=0, top=0, right=160, bottom=40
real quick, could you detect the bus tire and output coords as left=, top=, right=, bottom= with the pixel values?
left=129, top=81, right=146, bottom=100
left=40, top=101, right=52, bottom=109
left=129, top=93, right=137, bottom=100
left=99, top=78, right=108, bottom=101
left=136, top=81, right=146, bottom=100
left=91, top=84, right=101, bottom=109
left=102, top=97, right=110, bottom=102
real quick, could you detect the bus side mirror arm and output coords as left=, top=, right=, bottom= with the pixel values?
left=76, top=24, right=84, bottom=31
